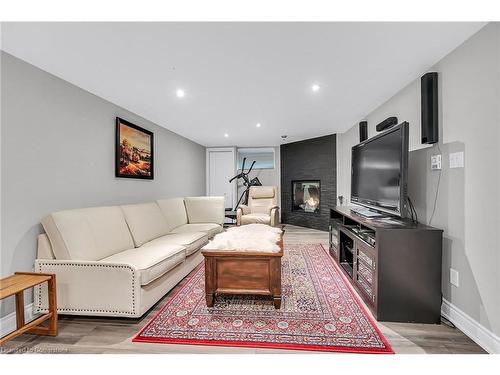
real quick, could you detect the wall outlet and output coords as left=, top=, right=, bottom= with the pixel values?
left=430, top=154, right=442, bottom=170
left=449, top=151, right=464, bottom=168
left=450, top=268, right=459, bottom=287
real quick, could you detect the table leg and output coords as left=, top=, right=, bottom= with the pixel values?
left=204, top=257, right=216, bottom=308
left=15, top=291, right=25, bottom=329
left=47, top=275, right=58, bottom=336
left=270, top=257, right=282, bottom=309
left=206, top=293, right=215, bottom=307
left=273, top=297, right=281, bottom=309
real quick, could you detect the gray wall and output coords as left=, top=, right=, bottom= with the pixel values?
left=0, top=52, right=206, bottom=317
left=337, top=23, right=500, bottom=340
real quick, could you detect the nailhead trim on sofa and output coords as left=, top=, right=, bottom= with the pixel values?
left=35, top=262, right=137, bottom=315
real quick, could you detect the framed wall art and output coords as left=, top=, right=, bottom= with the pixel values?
left=115, top=117, right=154, bottom=179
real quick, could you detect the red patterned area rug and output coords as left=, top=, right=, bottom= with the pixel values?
left=133, top=244, right=394, bottom=353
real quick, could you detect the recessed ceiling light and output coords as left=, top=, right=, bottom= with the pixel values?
left=311, top=84, right=320, bottom=92
left=224, top=133, right=229, bottom=138
left=256, top=123, right=261, bottom=128
left=176, top=89, right=185, bottom=98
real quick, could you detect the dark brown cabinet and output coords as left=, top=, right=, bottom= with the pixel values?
left=328, top=220, right=341, bottom=262
left=329, top=206, right=443, bottom=323
left=355, top=242, right=377, bottom=306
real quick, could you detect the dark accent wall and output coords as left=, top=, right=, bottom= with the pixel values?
left=280, top=135, right=336, bottom=230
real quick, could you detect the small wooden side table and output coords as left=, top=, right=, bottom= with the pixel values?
left=0, top=272, right=58, bottom=345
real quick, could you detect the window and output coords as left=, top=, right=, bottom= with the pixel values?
left=237, top=148, right=275, bottom=170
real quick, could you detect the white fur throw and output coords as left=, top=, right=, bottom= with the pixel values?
left=202, top=224, right=282, bottom=252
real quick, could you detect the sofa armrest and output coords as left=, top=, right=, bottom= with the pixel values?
left=37, top=233, right=55, bottom=259
left=270, top=207, right=280, bottom=227
left=34, top=259, right=141, bottom=317
left=236, top=204, right=252, bottom=225
left=236, top=205, right=250, bottom=226
left=268, top=205, right=279, bottom=213
left=184, top=196, right=225, bottom=225
left=236, top=207, right=242, bottom=225
left=238, top=204, right=251, bottom=215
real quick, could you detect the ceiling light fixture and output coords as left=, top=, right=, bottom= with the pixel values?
left=224, top=133, right=229, bottom=138
left=311, top=84, right=320, bottom=92
left=176, top=89, right=185, bottom=98
left=256, top=123, right=261, bottom=128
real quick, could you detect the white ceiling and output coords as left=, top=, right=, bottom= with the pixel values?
left=1, top=22, right=485, bottom=147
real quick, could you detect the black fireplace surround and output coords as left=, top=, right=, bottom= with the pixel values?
left=280, top=134, right=336, bottom=231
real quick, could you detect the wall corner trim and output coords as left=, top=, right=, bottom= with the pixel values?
left=0, top=303, right=34, bottom=338
left=441, top=298, right=500, bottom=354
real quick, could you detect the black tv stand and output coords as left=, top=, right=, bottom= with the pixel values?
left=329, top=206, right=443, bottom=323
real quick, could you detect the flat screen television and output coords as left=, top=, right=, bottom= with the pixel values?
left=350, top=122, right=409, bottom=217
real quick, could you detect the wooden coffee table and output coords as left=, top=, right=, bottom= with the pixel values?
left=0, top=272, right=58, bottom=345
left=202, top=227, right=284, bottom=309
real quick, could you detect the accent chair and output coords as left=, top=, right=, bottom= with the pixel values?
left=236, top=186, right=280, bottom=227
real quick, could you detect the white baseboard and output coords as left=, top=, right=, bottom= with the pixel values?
left=441, top=298, right=500, bottom=354
left=0, top=303, right=34, bottom=337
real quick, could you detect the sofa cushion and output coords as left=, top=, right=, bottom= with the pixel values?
left=184, top=197, right=225, bottom=225
left=241, top=213, right=271, bottom=225
left=170, top=223, right=223, bottom=238
left=121, top=203, right=170, bottom=247
left=144, top=232, right=209, bottom=256
left=156, top=198, right=188, bottom=232
left=41, top=206, right=135, bottom=261
left=101, top=243, right=186, bottom=286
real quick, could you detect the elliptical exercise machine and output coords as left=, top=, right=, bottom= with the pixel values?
left=229, top=157, right=262, bottom=210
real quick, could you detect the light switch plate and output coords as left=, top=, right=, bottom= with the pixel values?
left=450, top=268, right=459, bottom=287
left=449, top=152, right=464, bottom=168
left=431, top=154, right=442, bottom=170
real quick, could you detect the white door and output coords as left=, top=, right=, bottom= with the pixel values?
left=207, top=148, right=236, bottom=209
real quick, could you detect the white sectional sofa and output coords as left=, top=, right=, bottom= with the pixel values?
left=34, top=197, right=224, bottom=318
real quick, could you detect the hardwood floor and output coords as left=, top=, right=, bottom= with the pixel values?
left=1, top=225, right=486, bottom=354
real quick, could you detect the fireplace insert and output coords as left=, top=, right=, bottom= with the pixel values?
left=292, top=180, right=320, bottom=213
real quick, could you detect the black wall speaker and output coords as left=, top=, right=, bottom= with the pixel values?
left=375, top=117, right=398, bottom=132
left=421, top=72, right=439, bottom=144
left=359, top=121, right=368, bottom=142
